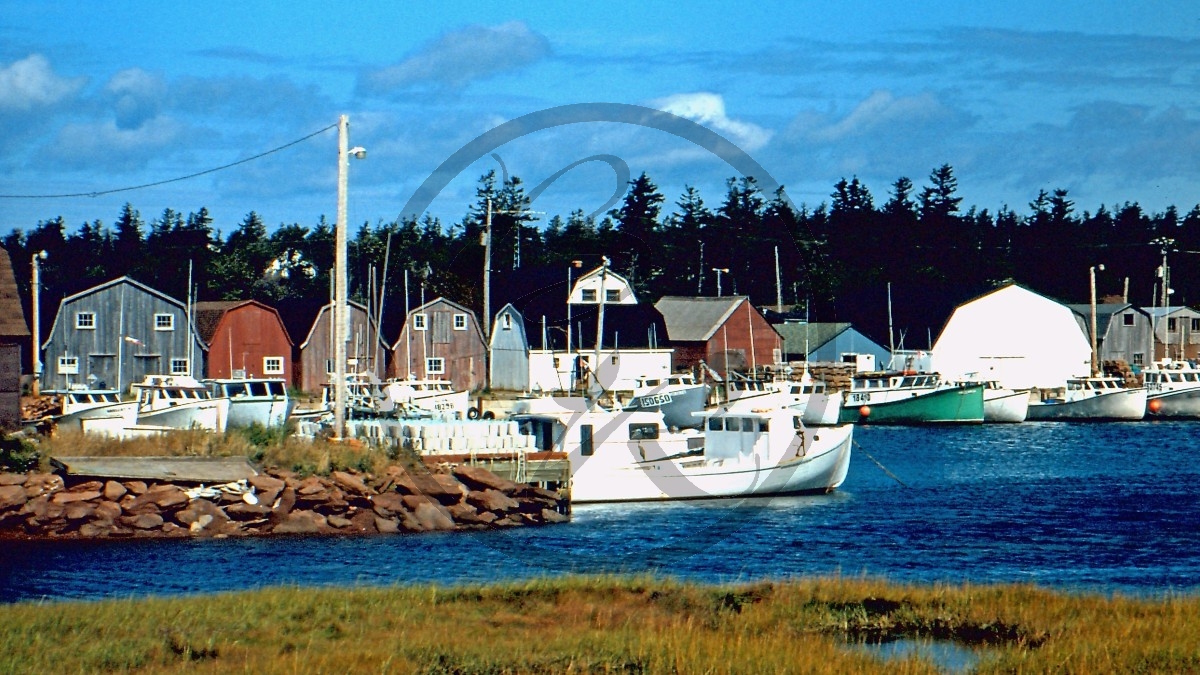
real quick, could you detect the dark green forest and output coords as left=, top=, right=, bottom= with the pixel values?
left=6, top=164, right=1199, bottom=349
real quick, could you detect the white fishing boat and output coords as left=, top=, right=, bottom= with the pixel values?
left=953, top=377, right=1030, bottom=423
left=621, top=372, right=709, bottom=429
left=131, top=375, right=230, bottom=432
left=1026, top=376, right=1146, bottom=421
left=722, top=370, right=840, bottom=425
left=381, top=377, right=471, bottom=418
left=509, top=395, right=853, bottom=503
left=1142, top=359, right=1200, bottom=417
left=205, top=377, right=294, bottom=427
left=47, top=385, right=139, bottom=434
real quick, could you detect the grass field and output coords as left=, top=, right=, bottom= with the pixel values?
left=1, top=575, right=1197, bottom=673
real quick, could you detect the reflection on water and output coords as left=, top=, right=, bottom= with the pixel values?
left=850, top=638, right=988, bottom=674
left=2, top=423, right=1199, bottom=603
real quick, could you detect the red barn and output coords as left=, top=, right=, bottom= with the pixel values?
left=654, top=296, right=782, bottom=378
left=194, top=300, right=294, bottom=384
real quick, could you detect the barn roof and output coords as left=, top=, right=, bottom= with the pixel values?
left=773, top=322, right=853, bottom=353
left=193, top=300, right=293, bottom=346
left=654, top=296, right=747, bottom=342
left=0, top=246, right=29, bottom=338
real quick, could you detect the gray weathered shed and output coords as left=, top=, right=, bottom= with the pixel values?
left=41, top=277, right=205, bottom=393
left=488, top=303, right=530, bottom=392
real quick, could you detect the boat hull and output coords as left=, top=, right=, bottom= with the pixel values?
left=138, top=399, right=230, bottom=431
left=570, top=424, right=853, bottom=503
left=56, top=402, right=140, bottom=434
left=227, top=398, right=295, bottom=428
left=839, top=384, right=985, bottom=425
left=984, top=389, right=1030, bottom=423
left=1146, top=387, right=1200, bottom=417
left=622, top=384, right=709, bottom=429
left=1026, top=389, right=1147, bottom=421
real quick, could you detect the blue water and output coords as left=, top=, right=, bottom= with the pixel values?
left=3, top=422, right=1199, bottom=603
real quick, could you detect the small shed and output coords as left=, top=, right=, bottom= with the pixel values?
left=1065, top=303, right=1153, bottom=368
left=194, top=300, right=294, bottom=383
left=773, top=321, right=890, bottom=365
left=931, top=283, right=1091, bottom=389
left=297, top=300, right=387, bottom=394
left=390, top=297, right=487, bottom=392
left=41, top=277, right=205, bottom=393
left=488, top=303, right=529, bottom=392
left=1142, top=306, right=1200, bottom=362
left=655, top=296, right=782, bottom=378
left=0, top=246, right=28, bottom=427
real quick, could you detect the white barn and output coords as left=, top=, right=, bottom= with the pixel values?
left=931, top=283, right=1091, bottom=389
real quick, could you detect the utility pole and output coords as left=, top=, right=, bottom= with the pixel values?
left=30, top=250, right=46, bottom=396
left=333, top=114, right=366, bottom=441
left=1090, top=263, right=1104, bottom=376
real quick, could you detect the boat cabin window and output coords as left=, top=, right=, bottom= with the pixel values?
left=629, top=423, right=659, bottom=440
left=249, top=381, right=270, bottom=396
left=900, top=377, right=917, bottom=388
left=793, top=416, right=803, bottom=430
left=1169, top=373, right=1183, bottom=383
left=1186, top=373, right=1198, bottom=382
left=758, top=419, right=769, bottom=433
left=644, top=379, right=661, bottom=387
left=708, top=417, right=722, bottom=431
left=724, top=418, right=740, bottom=431
left=268, top=381, right=286, bottom=395
left=1068, top=381, right=1083, bottom=390
left=741, top=418, right=755, bottom=432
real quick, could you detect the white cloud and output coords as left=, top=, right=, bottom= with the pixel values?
left=106, top=68, right=167, bottom=129
left=0, top=54, right=84, bottom=112
left=650, top=92, right=772, bottom=151
left=47, top=116, right=186, bottom=170
left=797, top=90, right=956, bottom=143
left=363, top=21, right=550, bottom=93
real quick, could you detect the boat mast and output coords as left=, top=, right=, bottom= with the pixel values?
left=887, top=282, right=895, bottom=355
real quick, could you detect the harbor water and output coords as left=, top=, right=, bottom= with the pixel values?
left=3, top=421, right=1199, bottom=603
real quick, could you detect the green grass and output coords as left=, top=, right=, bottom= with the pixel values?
left=0, top=575, right=1196, bottom=673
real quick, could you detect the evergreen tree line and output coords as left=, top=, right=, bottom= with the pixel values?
left=6, top=164, right=1199, bottom=347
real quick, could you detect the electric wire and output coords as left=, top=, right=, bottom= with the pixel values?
left=0, top=122, right=338, bottom=200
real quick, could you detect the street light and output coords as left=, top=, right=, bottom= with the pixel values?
left=1089, top=263, right=1105, bottom=376
left=30, top=250, right=46, bottom=396
left=333, top=114, right=366, bottom=441
left=712, top=268, right=729, bottom=296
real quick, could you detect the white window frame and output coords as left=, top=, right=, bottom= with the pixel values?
left=75, top=312, right=96, bottom=330
left=581, top=289, right=597, bottom=303
left=453, top=313, right=467, bottom=331
left=501, top=314, right=513, bottom=330
left=605, top=289, right=620, bottom=302
left=425, top=357, right=445, bottom=375
left=263, top=356, right=284, bottom=375
left=154, top=313, right=175, bottom=331
left=57, top=356, right=79, bottom=375
left=413, top=313, right=428, bottom=331
left=170, top=358, right=189, bottom=375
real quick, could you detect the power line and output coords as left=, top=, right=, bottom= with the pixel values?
left=0, top=122, right=338, bottom=200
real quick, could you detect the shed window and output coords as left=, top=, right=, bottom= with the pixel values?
left=75, top=312, right=96, bottom=330
left=57, top=356, right=79, bottom=374
left=453, top=313, right=467, bottom=330
left=426, top=357, right=445, bottom=375
left=502, top=314, right=512, bottom=330
left=581, top=289, right=597, bottom=302
left=170, top=358, right=189, bottom=375
left=1123, top=313, right=1134, bottom=326
left=1133, top=352, right=1144, bottom=366
left=1192, top=319, right=1200, bottom=332
left=1168, top=318, right=1178, bottom=332
left=413, top=314, right=427, bottom=331
left=263, top=357, right=284, bottom=375
left=154, top=314, right=174, bottom=331
left=605, top=289, right=620, bottom=302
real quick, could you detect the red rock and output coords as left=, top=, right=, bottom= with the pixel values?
left=64, top=503, right=95, bottom=522
left=247, top=474, right=285, bottom=493
left=448, top=501, right=497, bottom=526
left=331, top=470, right=370, bottom=496
left=175, top=499, right=228, bottom=528
left=123, top=480, right=148, bottom=495
left=349, top=510, right=379, bottom=533
left=0, top=473, right=26, bottom=486
left=225, top=502, right=272, bottom=521
left=51, top=490, right=101, bottom=505
left=373, top=516, right=400, bottom=533
left=0, top=484, right=27, bottom=511
left=411, top=501, right=455, bottom=531
left=327, top=515, right=352, bottom=528
left=122, top=513, right=164, bottom=530
left=296, top=476, right=327, bottom=495
left=452, top=465, right=523, bottom=495
left=271, top=487, right=296, bottom=517
left=371, top=491, right=406, bottom=517
left=94, top=500, right=122, bottom=521
left=69, top=480, right=104, bottom=493
left=467, top=489, right=519, bottom=514
left=23, top=474, right=64, bottom=498
left=392, top=469, right=464, bottom=505
left=103, top=481, right=127, bottom=501
left=273, top=510, right=326, bottom=534
left=78, top=522, right=112, bottom=538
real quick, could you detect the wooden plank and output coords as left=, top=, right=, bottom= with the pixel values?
left=51, top=456, right=259, bottom=483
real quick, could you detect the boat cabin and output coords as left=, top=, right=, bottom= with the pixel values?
left=852, top=372, right=941, bottom=391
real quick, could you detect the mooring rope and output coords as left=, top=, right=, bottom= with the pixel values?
left=853, top=439, right=909, bottom=488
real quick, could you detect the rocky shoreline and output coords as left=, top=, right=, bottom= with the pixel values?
left=0, top=464, right=569, bottom=540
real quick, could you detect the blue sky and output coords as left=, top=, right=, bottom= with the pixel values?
left=2, top=1, right=1198, bottom=238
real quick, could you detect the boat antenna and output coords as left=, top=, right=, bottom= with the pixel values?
left=887, top=282, right=895, bottom=354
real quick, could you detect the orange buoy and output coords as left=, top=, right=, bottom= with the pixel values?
left=859, top=405, right=871, bottom=418
left=1148, top=398, right=1163, bottom=413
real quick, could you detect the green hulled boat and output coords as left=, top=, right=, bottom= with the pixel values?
left=837, top=372, right=985, bottom=424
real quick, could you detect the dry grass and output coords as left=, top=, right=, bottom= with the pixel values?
left=21, top=426, right=413, bottom=477
left=0, top=575, right=1196, bottom=674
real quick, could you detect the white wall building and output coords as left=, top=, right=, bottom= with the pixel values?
left=931, top=284, right=1091, bottom=389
